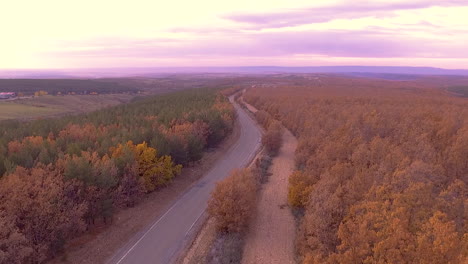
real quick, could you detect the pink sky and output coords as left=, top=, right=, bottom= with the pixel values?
left=3, top=0, right=468, bottom=69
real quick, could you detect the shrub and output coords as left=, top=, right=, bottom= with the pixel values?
left=288, top=171, right=316, bottom=208
left=207, top=169, right=257, bottom=233
left=262, top=121, right=283, bottom=156
left=251, top=155, right=273, bottom=184
left=206, top=232, right=244, bottom=264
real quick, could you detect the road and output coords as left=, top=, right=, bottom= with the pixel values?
left=106, top=96, right=261, bottom=264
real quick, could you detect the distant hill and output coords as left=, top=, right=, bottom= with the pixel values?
left=224, top=66, right=468, bottom=76
left=1, top=66, right=468, bottom=78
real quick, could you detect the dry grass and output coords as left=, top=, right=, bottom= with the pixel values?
left=0, top=102, right=62, bottom=120
left=0, top=94, right=134, bottom=120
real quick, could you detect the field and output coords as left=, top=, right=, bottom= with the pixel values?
left=0, top=75, right=252, bottom=121
left=0, top=94, right=135, bottom=121
left=0, top=102, right=62, bottom=120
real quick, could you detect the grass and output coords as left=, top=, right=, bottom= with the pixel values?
left=0, top=94, right=135, bottom=121
left=0, top=102, right=62, bottom=120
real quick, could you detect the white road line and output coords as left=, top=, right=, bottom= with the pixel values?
left=115, top=197, right=182, bottom=264
left=185, top=211, right=205, bottom=237
left=112, top=99, right=260, bottom=264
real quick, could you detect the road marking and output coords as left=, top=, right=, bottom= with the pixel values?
left=111, top=99, right=260, bottom=264
left=114, top=195, right=184, bottom=264
left=185, top=211, right=205, bottom=237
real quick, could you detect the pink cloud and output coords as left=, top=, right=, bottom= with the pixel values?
left=49, top=29, right=468, bottom=60
left=224, top=1, right=468, bottom=29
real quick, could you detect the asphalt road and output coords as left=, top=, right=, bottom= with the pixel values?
left=106, top=96, right=261, bottom=264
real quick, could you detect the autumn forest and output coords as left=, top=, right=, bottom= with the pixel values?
left=0, top=74, right=467, bottom=264
left=0, top=88, right=235, bottom=263
left=244, top=75, right=467, bottom=264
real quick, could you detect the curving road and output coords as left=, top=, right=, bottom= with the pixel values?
left=106, top=96, right=261, bottom=264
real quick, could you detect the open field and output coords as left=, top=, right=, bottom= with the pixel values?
left=0, top=94, right=135, bottom=120
left=0, top=102, right=62, bottom=120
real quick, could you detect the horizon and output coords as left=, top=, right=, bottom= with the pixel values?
left=2, top=65, right=468, bottom=79
left=3, top=0, right=468, bottom=69
left=2, top=65, right=468, bottom=71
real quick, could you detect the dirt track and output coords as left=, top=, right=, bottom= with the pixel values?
left=242, top=129, right=297, bottom=264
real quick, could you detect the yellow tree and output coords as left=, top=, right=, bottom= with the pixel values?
left=115, top=141, right=182, bottom=192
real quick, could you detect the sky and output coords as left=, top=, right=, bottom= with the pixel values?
left=2, top=0, right=468, bottom=69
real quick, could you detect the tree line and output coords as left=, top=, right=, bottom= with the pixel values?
left=244, top=82, right=467, bottom=264
left=0, top=88, right=235, bottom=263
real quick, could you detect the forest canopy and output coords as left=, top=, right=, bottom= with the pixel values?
left=0, top=88, right=235, bottom=263
left=244, top=80, right=468, bottom=264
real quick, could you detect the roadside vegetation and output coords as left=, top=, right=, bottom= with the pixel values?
left=245, top=81, right=468, bottom=264
left=206, top=169, right=257, bottom=264
left=205, top=103, right=282, bottom=264
left=208, top=169, right=257, bottom=233
left=0, top=88, right=235, bottom=263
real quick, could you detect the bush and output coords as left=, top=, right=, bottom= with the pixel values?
left=207, top=169, right=257, bottom=233
left=251, top=155, right=273, bottom=184
left=288, top=171, right=316, bottom=208
left=255, top=110, right=273, bottom=129
left=206, top=232, right=244, bottom=264
left=262, top=121, right=283, bottom=156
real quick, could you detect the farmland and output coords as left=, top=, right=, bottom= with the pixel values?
left=0, top=103, right=61, bottom=120
left=0, top=94, right=135, bottom=121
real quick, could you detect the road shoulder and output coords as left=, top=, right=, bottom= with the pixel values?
left=51, top=118, right=241, bottom=264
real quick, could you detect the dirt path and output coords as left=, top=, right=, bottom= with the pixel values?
left=242, top=129, right=297, bottom=264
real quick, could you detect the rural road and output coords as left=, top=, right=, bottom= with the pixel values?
left=106, top=96, right=261, bottom=264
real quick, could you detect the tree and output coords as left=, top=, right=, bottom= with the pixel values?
left=0, top=165, right=86, bottom=262
left=288, top=171, right=316, bottom=208
left=262, top=121, right=283, bottom=156
left=208, top=169, right=257, bottom=233
left=244, top=81, right=468, bottom=263
left=415, top=211, right=465, bottom=264
left=0, top=215, right=33, bottom=264
left=112, top=141, right=182, bottom=192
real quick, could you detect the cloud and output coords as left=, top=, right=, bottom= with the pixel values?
left=169, top=27, right=239, bottom=34
left=224, top=0, right=468, bottom=29
left=49, top=29, right=468, bottom=61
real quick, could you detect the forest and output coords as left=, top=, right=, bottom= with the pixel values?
left=244, top=77, right=468, bottom=264
left=0, top=88, right=235, bottom=263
